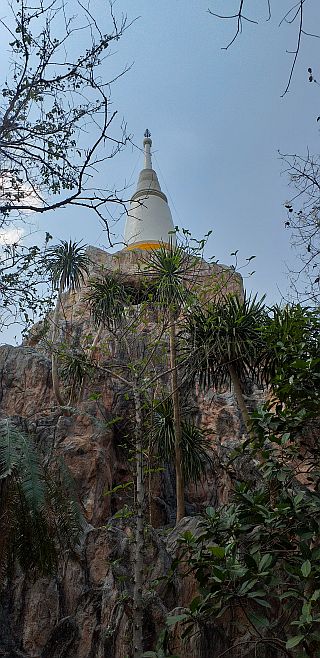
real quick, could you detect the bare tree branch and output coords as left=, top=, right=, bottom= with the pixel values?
left=208, top=1, right=318, bottom=95
left=280, top=150, right=320, bottom=303
left=0, top=0, right=134, bottom=238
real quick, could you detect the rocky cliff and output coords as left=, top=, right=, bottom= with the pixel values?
left=0, top=247, right=264, bottom=658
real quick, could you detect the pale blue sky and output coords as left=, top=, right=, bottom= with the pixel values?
left=1, top=1, right=320, bottom=341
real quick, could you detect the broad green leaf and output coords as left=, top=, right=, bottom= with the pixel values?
left=311, top=590, right=320, bottom=601
left=294, top=492, right=304, bottom=505
left=208, top=546, right=225, bottom=559
left=166, top=614, right=188, bottom=627
left=247, top=611, right=269, bottom=629
left=301, top=560, right=311, bottom=577
left=258, top=554, right=272, bottom=571
left=279, top=590, right=299, bottom=600
left=247, top=590, right=267, bottom=599
left=285, top=635, right=304, bottom=649
left=254, top=598, right=271, bottom=608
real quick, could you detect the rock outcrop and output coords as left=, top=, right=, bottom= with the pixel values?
left=0, top=247, right=265, bottom=657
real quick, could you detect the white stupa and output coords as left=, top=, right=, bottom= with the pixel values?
left=123, top=130, right=176, bottom=250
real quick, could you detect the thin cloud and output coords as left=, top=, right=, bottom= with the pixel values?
left=0, top=227, right=24, bottom=245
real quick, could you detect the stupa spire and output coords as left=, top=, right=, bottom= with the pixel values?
left=123, top=131, right=175, bottom=251
left=143, top=129, right=152, bottom=169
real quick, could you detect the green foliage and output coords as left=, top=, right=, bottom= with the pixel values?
left=59, top=346, right=93, bottom=391
left=0, top=419, right=82, bottom=580
left=160, top=303, right=320, bottom=656
left=153, top=399, right=213, bottom=483
left=183, top=293, right=267, bottom=390
left=104, top=481, right=133, bottom=497
left=173, top=475, right=320, bottom=654
left=262, top=304, right=320, bottom=414
left=144, top=242, right=195, bottom=312
left=45, top=240, right=90, bottom=292
left=87, top=272, right=132, bottom=329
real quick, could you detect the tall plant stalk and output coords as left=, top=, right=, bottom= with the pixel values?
left=169, top=312, right=185, bottom=522
left=51, top=277, right=66, bottom=406
left=144, top=242, right=195, bottom=524
left=46, top=240, right=90, bottom=407
left=132, top=379, right=144, bottom=658
left=228, top=362, right=251, bottom=435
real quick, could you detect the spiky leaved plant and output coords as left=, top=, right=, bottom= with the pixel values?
left=87, top=271, right=132, bottom=356
left=45, top=240, right=91, bottom=405
left=183, top=294, right=267, bottom=435
left=153, top=397, right=214, bottom=485
left=59, top=346, right=93, bottom=404
left=87, top=272, right=145, bottom=658
left=145, top=242, right=195, bottom=523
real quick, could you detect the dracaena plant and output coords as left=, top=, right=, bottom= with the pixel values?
left=45, top=239, right=91, bottom=406
left=182, top=293, right=268, bottom=436
left=144, top=242, right=197, bottom=523
left=152, top=397, right=213, bottom=485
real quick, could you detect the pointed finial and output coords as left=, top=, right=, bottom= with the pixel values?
left=143, top=129, right=152, bottom=169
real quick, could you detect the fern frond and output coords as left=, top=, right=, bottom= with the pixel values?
left=0, top=419, right=19, bottom=479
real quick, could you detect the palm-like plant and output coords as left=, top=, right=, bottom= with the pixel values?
left=145, top=242, right=195, bottom=523
left=184, top=294, right=267, bottom=434
left=45, top=240, right=91, bottom=405
left=86, top=272, right=134, bottom=366
left=153, top=398, right=213, bottom=485
left=87, top=274, right=147, bottom=657
left=0, top=419, right=82, bottom=581
left=87, top=271, right=131, bottom=331
left=146, top=241, right=195, bottom=307
left=59, top=347, right=93, bottom=404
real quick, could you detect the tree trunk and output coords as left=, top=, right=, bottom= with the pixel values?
left=51, top=284, right=65, bottom=406
left=228, top=363, right=251, bottom=436
left=169, top=312, right=185, bottom=524
left=78, top=324, right=104, bottom=402
left=228, top=364, right=281, bottom=506
left=90, top=322, right=103, bottom=359
left=133, top=380, right=144, bottom=658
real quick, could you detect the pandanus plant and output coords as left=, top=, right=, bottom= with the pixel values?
left=183, top=294, right=267, bottom=436
left=45, top=240, right=90, bottom=405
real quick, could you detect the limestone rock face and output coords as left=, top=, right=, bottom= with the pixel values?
left=0, top=345, right=53, bottom=418
left=0, top=247, right=266, bottom=658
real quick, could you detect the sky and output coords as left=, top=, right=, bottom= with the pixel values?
left=1, top=0, right=320, bottom=342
